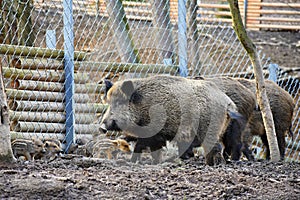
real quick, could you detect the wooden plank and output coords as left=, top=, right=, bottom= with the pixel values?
left=122, top=1, right=150, bottom=7
left=248, top=17, right=300, bottom=23
left=198, top=3, right=229, bottom=9
left=6, top=89, right=91, bottom=103
left=246, top=0, right=261, bottom=31
left=198, top=11, right=232, bottom=17
left=197, top=17, right=233, bottom=23
left=8, top=100, right=107, bottom=113
left=9, top=111, right=98, bottom=124
left=250, top=3, right=300, bottom=8
left=0, top=44, right=87, bottom=61
left=10, top=131, right=94, bottom=141
left=12, top=121, right=101, bottom=134
left=124, top=7, right=151, bottom=14
left=11, top=57, right=63, bottom=70
left=77, top=62, right=179, bottom=74
left=11, top=132, right=67, bottom=141
left=12, top=121, right=66, bottom=133
left=250, top=10, right=300, bottom=15
left=10, top=58, right=177, bottom=74
left=11, top=79, right=104, bottom=93
left=2, top=67, right=90, bottom=83
left=247, top=23, right=300, bottom=30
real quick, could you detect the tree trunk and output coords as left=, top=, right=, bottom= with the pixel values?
left=105, top=0, right=140, bottom=63
left=0, top=64, right=16, bottom=163
left=150, top=0, right=175, bottom=61
left=186, top=0, right=200, bottom=73
left=17, top=0, right=35, bottom=46
left=227, top=0, right=280, bottom=162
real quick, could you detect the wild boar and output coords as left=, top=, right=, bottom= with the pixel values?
left=236, top=78, right=295, bottom=160
left=180, top=77, right=257, bottom=161
left=11, top=138, right=46, bottom=161
left=100, top=75, right=243, bottom=165
left=41, top=139, right=63, bottom=160
left=92, top=139, right=131, bottom=159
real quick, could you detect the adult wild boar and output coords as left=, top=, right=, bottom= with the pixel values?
left=180, top=77, right=257, bottom=161
left=100, top=75, right=243, bottom=165
left=236, top=78, right=295, bottom=160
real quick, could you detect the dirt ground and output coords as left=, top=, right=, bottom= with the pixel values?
left=0, top=30, right=299, bottom=199
left=248, top=30, right=300, bottom=69
left=0, top=154, right=299, bottom=199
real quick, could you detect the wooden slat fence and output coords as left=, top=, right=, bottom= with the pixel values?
left=33, top=0, right=300, bottom=31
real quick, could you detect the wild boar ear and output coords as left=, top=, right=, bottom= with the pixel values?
left=104, top=79, right=113, bottom=95
left=44, top=142, right=49, bottom=147
left=121, top=80, right=135, bottom=97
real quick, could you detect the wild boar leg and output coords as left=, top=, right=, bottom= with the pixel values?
left=203, top=143, right=224, bottom=166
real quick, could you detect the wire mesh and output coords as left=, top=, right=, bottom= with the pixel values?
left=0, top=0, right=299, bottom=161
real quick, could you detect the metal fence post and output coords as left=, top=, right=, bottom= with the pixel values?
left=178, top=0, right=188, bottom=77
left=268, top=63, right=279, bottom=82
left=63, top=0, right=75, bottom=152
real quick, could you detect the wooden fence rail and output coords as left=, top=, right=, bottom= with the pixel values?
left=33, top=0, right=300, bottom=31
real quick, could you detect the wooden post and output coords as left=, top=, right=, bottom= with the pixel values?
left=227, top=0, right=280, bottom=161
left=0, top=54, right=16, bottom=163
left=150, top=0, right=175, bottom=61
left=17, top=0, right=35, bottom=46
left=105, top=0, right=140, bottom=63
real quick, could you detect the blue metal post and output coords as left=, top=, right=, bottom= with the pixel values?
left=178, top=0, right=188, bottom=77
left=63, top=0, right=75, bottom=153
left=268, top=63, right=279, bottom=83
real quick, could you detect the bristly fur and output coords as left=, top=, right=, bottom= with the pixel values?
left=237, top=78, right=295, bottom=160
left=180, top=77, right=257, bottom=161
left=100, top=75, right=243, bottom=165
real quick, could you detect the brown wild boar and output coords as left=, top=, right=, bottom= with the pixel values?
left=180, top=77, right=257, bottom=161
left=236, top=78, right=295, bottom=160
left=11, top=138, right=46, bottom=161
left=100, top=75, right=244, bottom=165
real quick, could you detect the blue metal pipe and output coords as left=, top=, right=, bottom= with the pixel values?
left=178, top=0, right=188, bottom=77
left=63, top=0, right=75, bottom=153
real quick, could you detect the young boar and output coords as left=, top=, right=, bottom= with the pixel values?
left=41, top=139, right=63, bottom=160
left=11, top=138, right=46, bottom=161
left=236, top=78, right=295, bottom=160
left=92, top=139, right=131, bottom=159
left=100, top=75, right=243, bottom=165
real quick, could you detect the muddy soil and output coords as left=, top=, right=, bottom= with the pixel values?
left=0, top=155, right=299, bottom=200
left=248, top=30, right=300, bottom=69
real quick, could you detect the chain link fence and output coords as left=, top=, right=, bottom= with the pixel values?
left=0, top=0, right=299, bottom=161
